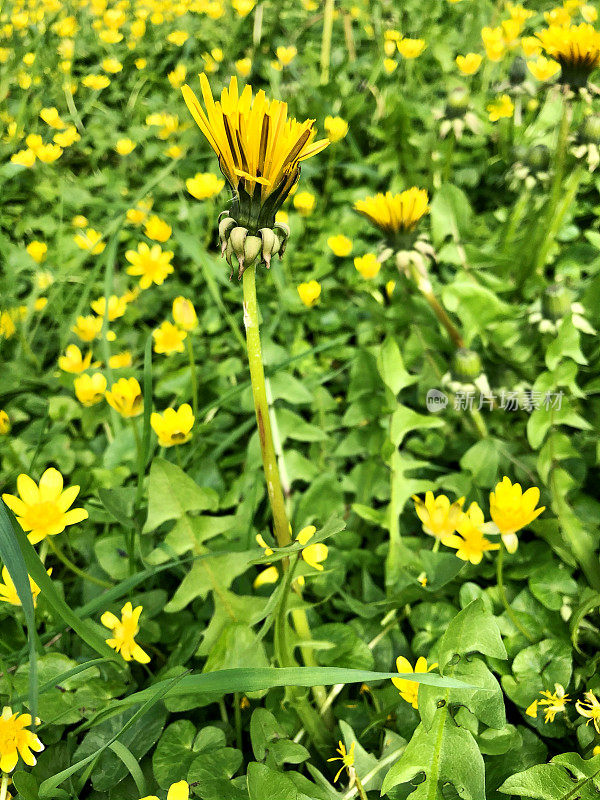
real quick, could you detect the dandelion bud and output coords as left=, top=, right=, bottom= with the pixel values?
left=509, top=55, right=527, bottom=86
left=445, top=86, right=470, bottom=119
left=452, top=348, right=482, bottom=382
left=220, top=214, right=290, bottom=279
left=542, top=284, right=573, bottom=321
left=524, top=144, right=551, bottom=171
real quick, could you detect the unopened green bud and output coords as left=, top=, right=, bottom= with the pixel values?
left=452, top=348, right=482, bottom=382
left=445, top=86, right=470, bottom=119
left=218, top=212, right=291, bottom=278
left=509, top=56, right=526, bottom=86
left=524, top=144, right=551, bottom=171
left=542, top=284, right=573, bottom=321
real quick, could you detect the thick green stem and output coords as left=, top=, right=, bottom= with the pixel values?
left=409, top=266, right=464, bottom=348
left=320, top=0, right=335, bottom=84
left=242, top=265, right=330, bottom=750
left=0, top=773, right=8, bottom=800
left=242, top=266, right=291, bottom=551
left=385, top=448, right=401, bottom=591
left=533, top=92, right=571, bottom=275
left=496, top=548, right=535, bottom=642
left=354, top=774, right=368, bottom=800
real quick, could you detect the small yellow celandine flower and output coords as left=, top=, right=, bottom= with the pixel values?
left=397, top=38, right=426, bottom=59
left=328, top=234, right=353, bottom=257
left=109, top=351, right=133, bottom=369
left=186, top=172, right=225, bottom=200
left=527, top=55, right=561, bottom=81
left=487, top=94, right=514, bottom=122
left=328, top=741, right=355, bottom=783
left=296, top=525, right=328, bottom=571
left=232, top=0, right=256, bottom=17
left=386, top=280, right=396, bottom=297
left=135, top=58, right=147, bottom=70
left=384, top=58, right=398, bottom=74
left=36, top=270, right=54, bottom=291
left=526, top=685, right=570, bottom=723
left=456, top=53, right=483, bottom=75
left=253, top=565, right=279, bottom=588
left=91, top=295, right=127, bottom=321
left=74, top=372, right=107, bottom=406
left=508, top=3, right=535, bottom=24
left=151, top=404, right=195, bottom=447
left=153, top=321, right=187, bottom=354
left=26, top=241, right=47, bottom=263
left=544, top=8, right=572, bottom=27
left=276, top=45, right=297, bottom=66
left=116, top=138, right=137, bottom=155
left=489, top=476, right=545, bottom=553
left=0, top=410, right=10, bottom=434
left=72, top=215, right=88, bottom=228
left=102, top=57, right=122, bottom=74
left=521, top=36, right=542, bottom=57
left=0, top=312, right=16, bottom=339
left=293, top=191, right=316, bottom=216
left=82, top=74, right=111, bottom=90
left=577, top=691, right=600, bottom=733
left=392, top=656, right=438, bottom=709
left=54, top=126, right=80, bottom=148
left=105, top=377, right=143, bottom=418
left=324, top=115, right=349, bottom=143
left=144, top=215, right=172, bottom=242
left=125, top=242, right=174, bottom=289
left=413, top=492, right=465, bottom=539
left=354, top=253, right=381, bottom=279
left=483, top=33, right=506, bottom=62
left=72, top=315, right=103, bottom=341
left=73, top=228, right=106, bottom=254
left=582, top=5, right=598, bottom=24
left=168, top=63, right=187, bottom=89
left=36, top=144, right=63, bottom=164
left=39, top=107, right=65, bottom=130
left=126, top=199, right=153, bottom=225
left=141, top=781, right=189, bottom=800
left=355, top=188, right=429, bottom=236
left=441, top=501, right=500, bottom=565
left=2, top=468, right=88, bottom=546
left=0, top=707, right=44, bottom=773
left=167, top=30, right=189, bottom=46
left=297, top=280, right=321, bottom=307
left=235, top=57, right=252, bottom=77
left=11, top=149, right=36, bottom=168
left=172, top=297, right=198, bottom=331
left=0, top=565, right=51, bottom=607
left=101, top=602, right=150, bottom=664
left=58, top=344, right=93, bottom=373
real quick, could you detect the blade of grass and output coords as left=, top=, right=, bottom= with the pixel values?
left=0, top=500, right=38, bottom=720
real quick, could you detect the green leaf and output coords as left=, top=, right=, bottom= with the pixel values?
left=153, top=720, right=200, bottom=788
left=381, top=708, right=485, bottom=799
left=390, top=405, right=444, bottom=447
left=499, top=752, right=600, bottom=799
left=188, top=746, right=244, bottom=800
left=247, top=762, right=314, bottom=800
left=545, top=316, right=588, bottom=371
left=144, top=458, right=219, bottom=533
left=429, top=183, right=474, bottom=249
left=165, top=551, right=254, bottom=612
left=250, top=709, right=309, bottom=767
left=529, top=563, right=577, bottom=611
left=377, top=337, right=417, bottom=395
left=436, top=598, right=507, bottom=670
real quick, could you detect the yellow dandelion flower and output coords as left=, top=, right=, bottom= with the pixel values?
left=537, top=22, right=600, bottom=86
left=355, top=188, right=429, bottom=237
left=151, top=404, right=194, bottom=447
left=181, top=74, right=329, bottom=228
left=2, top=468, right=88, bottom=546
left=101, top=602, right=150, bottom=663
